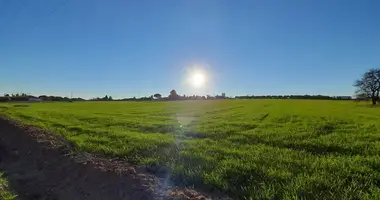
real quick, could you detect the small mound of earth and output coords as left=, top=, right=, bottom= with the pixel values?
left=0, top=117, right=228, bottom=200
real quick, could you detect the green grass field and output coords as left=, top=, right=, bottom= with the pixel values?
left=2, top=100, right=380, bottom=199
left=0, top=172, right=17, bottom=200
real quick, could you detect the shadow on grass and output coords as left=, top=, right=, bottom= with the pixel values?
left=357, top=104, right=380, bottom=108
left=13, top=105, right=29, bottom=108
left=258, top=113, right=269, bottom=121
left=315, top=123, right=335, bottom=136
left=232, top=134, right=364, bottom=156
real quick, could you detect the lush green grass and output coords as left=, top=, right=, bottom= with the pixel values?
left=0, top=172, right=17, bottom=200
left=2, top=100, right=380, bottom=199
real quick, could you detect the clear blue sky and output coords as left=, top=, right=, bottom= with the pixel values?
left=1, top=0, right=379, bottom=99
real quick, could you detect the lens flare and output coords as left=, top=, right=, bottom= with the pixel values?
left=190, top=72, right=206, bottom=88
left=185, top=65, right=208, bottom=89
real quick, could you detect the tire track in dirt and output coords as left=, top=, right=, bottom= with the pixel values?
left=0, top=117, right=221, bottom=200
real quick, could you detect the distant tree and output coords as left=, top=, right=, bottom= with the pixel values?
left=49, top=96, right=64, bottom=101
left=170, top=90, right=177, bottom=96
left=71, top=97, right=85, bottom=101
left=355, top=93, right=369, bottom=101
left=354, top=68, right=380, bottom=105
left=169, top=89, right=179, bottom=100
left=109, top=96, right=113, bottom=101
left=4, top=94, right=9, bottom=97
left=153, top=93, right=162, bottom=99
left=39, top=95, right=48, bottom=101
left=0, top=96, right=10, bottom=102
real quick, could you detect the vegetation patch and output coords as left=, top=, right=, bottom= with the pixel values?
left=2, top=100, right=380, bottom=199
left=0, top=172, right=17, bottom=200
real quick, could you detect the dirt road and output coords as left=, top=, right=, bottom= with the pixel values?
left=0, top=117, right=215, bottom=200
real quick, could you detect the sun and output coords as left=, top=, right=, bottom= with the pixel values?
left=190, top=72, right=206, bottom=88
left=184, top=64, right=210, bottom=89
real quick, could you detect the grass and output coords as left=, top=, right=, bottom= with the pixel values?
left=2, top=100, right=380, bottom=199
left=0, top=172, right=17, bottom=200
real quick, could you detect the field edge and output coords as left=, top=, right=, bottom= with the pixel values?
left=0, top=115, right=222, bottom=200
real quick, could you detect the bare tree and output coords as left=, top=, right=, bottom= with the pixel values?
left=354, top=68, right=380, bottom=105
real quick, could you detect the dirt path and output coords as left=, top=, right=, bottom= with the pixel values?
left=0, top=117, right=216, bottom=200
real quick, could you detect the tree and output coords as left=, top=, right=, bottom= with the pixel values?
left=169, top=89, right=179, bottom=100
left=354, top=68, right=380, bottom=105
left=4, top=94, right=9, bottom=97
left=153, top=93, right=162, bottom=99
left=355, top=93, right=369, bottom=101
left=39, top=95, right=49, bottom=100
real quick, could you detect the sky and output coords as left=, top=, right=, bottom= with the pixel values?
left=1, top=0, right=380, bottom=99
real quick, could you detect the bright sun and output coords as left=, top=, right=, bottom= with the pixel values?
left=190, top=72, right=206, bottom=88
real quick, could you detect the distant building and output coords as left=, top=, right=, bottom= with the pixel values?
left=335, top=96, right=352, bottom=100
left=222, top=93, right=226, bottom=98
left=28, top=96, right=41, bottom=102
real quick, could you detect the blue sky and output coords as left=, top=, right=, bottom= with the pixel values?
left=1, top=0, right=379, bottom=99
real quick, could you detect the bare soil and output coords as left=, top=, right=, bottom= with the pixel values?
left=0, top=117, right=220, bottom=200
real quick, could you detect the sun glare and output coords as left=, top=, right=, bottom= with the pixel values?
left=190, top=72, right=206, bottom=88
left=184, top=64, right=210, bottom=89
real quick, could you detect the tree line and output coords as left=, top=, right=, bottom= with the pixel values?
left=0, top=93, right=85, bottom=102
left=235, top=95, right=352, bottom=100
left=1, top=90, right=353, bottom=102
left=3, top=67, right=380, bottom=105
